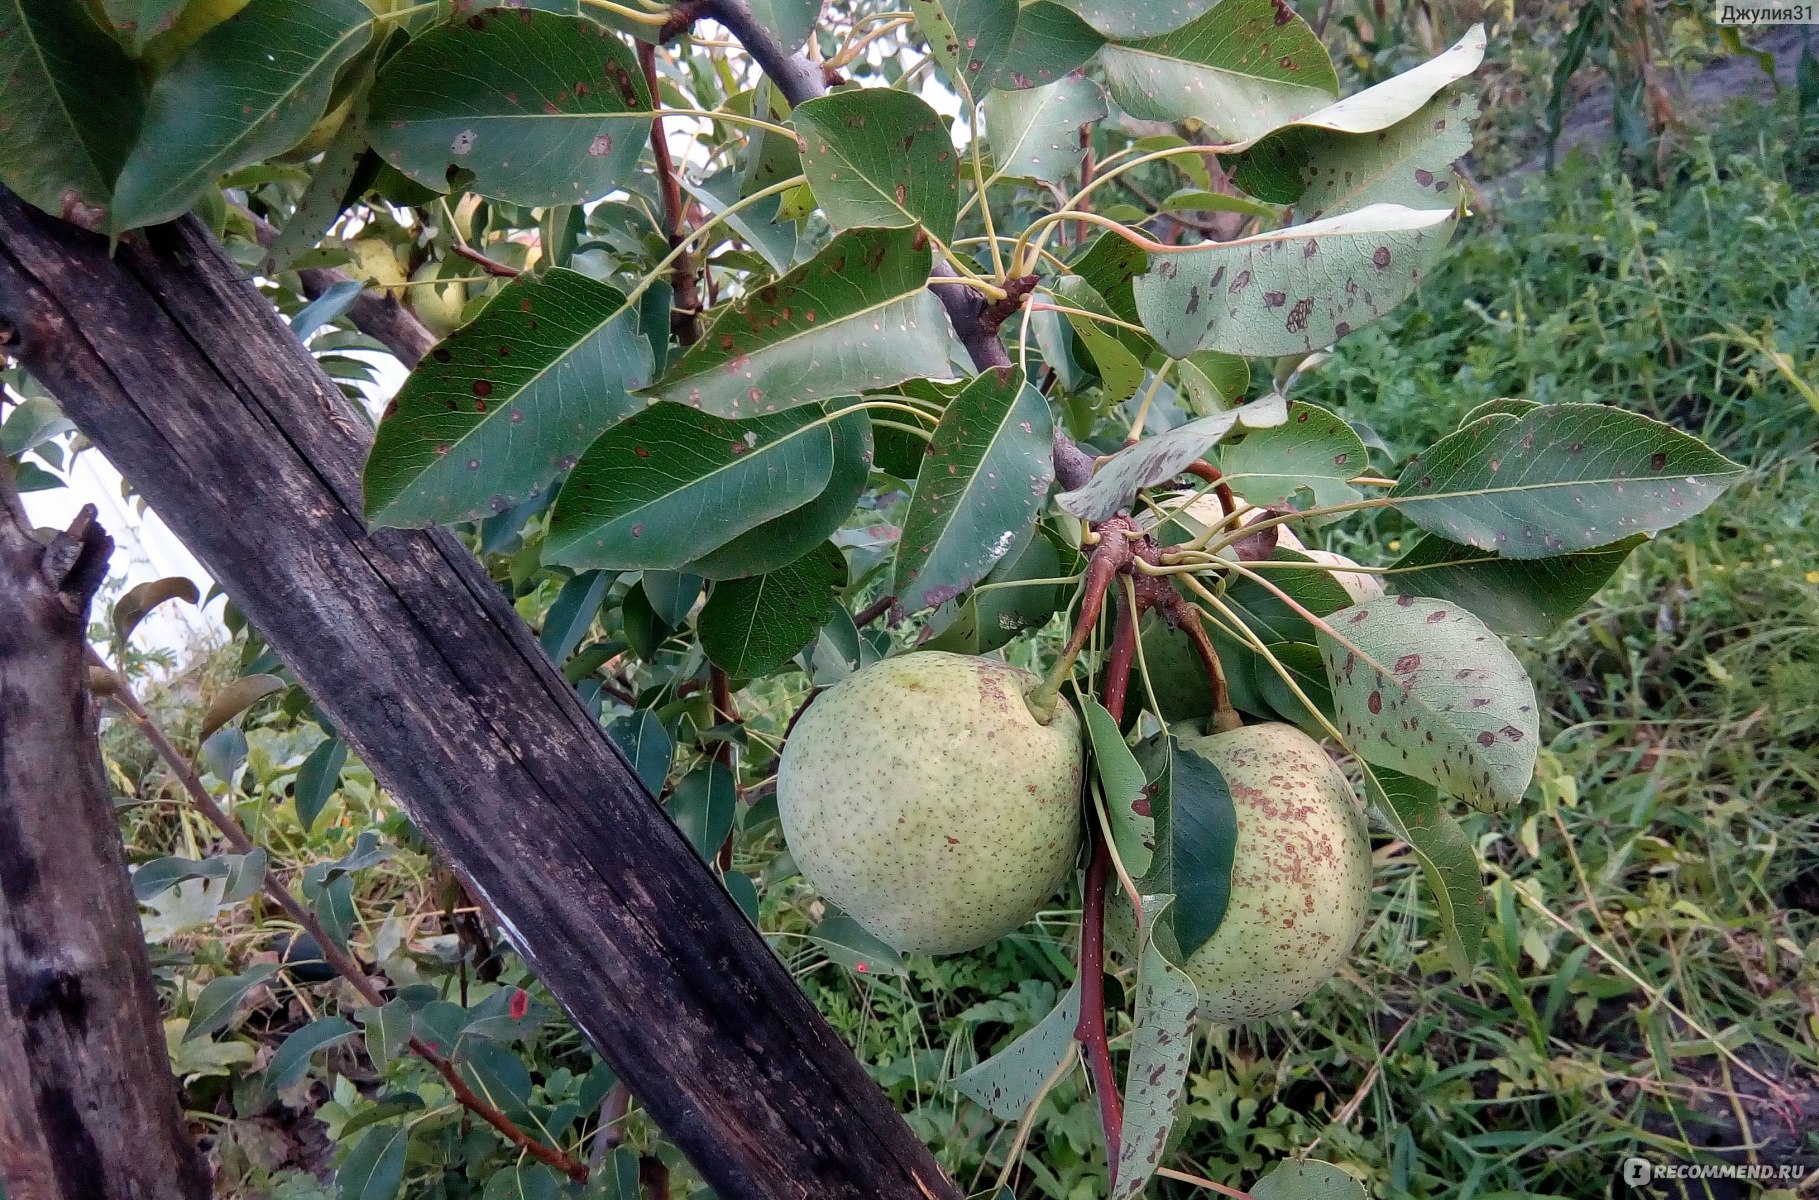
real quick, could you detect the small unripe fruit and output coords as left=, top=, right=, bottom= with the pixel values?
left=778, top=652, right=1085, bottom=954
left=1174, top=723, right=1371, bottom=1022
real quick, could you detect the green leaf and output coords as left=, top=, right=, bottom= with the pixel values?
left=1252, top=640, right=1334, bottom=733
left=643, top=227, right=947, bottom=417
left=983, top=76, right=1105, bottom=185
left=540, top=570, right=613, bottom=663
left=994, top=3, right=1103, bottom=90
left=337, top=1121, right=410, bottom=1200
left=686, top=165, right=796, bottom=274
left=1217, top=401, right=1365, bottom=512
left=102, top=0, right=186, bottom=54
left=698, top=542, right=845, bottom=677
left=266, top=112, right=371, bottom=272
left=546, top=403, right=840, bottom=571
left=801, top=909, right=908, bottom=977
left=1110, top=897, right=1200, bottom=1200
left=1055, top=394, right=1287, bottom=521
left=198, top=673, right=287, bottom=744
left=365, top=9, right=651, bottom=207
left=1134, top=203, right=1454, bottom=359
left=359, top=1000, right=413, bottom=1065
left=948, top=980, right=1079, bottom=1119
left=606, top=709, right=671, bottom=794
left=1226, top=24, right=1485, bottom=209
left=1049, top=0, right=1215, bottom=39
left=1319, top=595, right=1538, bottom=812
left=669, top=761, right=738, bottom=861
left=270, top=1015, right=358, bottom=1089
left=1084, top=699, right=1151, bottom=878
left=1388, top=533, right=1646, bottom=636
left=364, top=269, right=652, bottom=527
left=1251, top=1160, right=1368, bottom=1200
left=920, top=523, right=1067, bottom=655
left=133, top=852, right=261, bottom=901
left=113, top=576, right=199, bottom=645
left=749, top=0, right=821, bottom=53
left=1387, top=403, right=1744, bottom=559
left=1052, top=276, right=1144, bottom=403
left=481, top=1164, right=562, bottom=1200
left=909, top=0, right=1016, bottom=97
left=294, top=737, right=347, bottom=833
left=184, top=963, right=280, bottom=1042
left=455, top=1040, right=534, bottom=1118
left=892, top=367, right=1054, bottom=618
left=1175, top=351, right=1250, bottom=416
left=1156, top=189, right=1281, bottom=222
left=1097, top=0, right=1335, bottom=144
left=0, top=0, right=144, bottom=217
left=0, top=396, right=73, bottom=455
left=1360, top=763, right=1483, bottom=976
left=793, top=89, right=959, bottom=242
left=684, top=409, right=871, bottom=580
left=1139, top=738, right=1238, bottom=958
left=111, top=0, right=374, bottom=231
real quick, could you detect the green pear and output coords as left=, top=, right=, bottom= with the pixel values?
left=1175, top=722, right=1372, bottom=1021
left=778, top=652, right=1085, bottom=954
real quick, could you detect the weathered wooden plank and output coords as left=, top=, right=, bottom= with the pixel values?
left=0, top=189, right=959, bottom=1200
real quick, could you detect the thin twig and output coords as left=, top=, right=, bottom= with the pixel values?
left=450, top=242, right=522, bottom=279
left=853, top=593, right=895, bottom=628
left=640, top=40, right=702, bottom=347
left=96, top=654, right=590, bottom=1182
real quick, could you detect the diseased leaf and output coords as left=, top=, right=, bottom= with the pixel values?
left=113, top=576, right=199, bottom=645
left=1097, top=0, right=1335, bottom=144
left=112, top=0, right=374, bottom=231
left=1110, top=895, right=1199, bottom=1200
left=793, top=89, right=959, bottom=242
left=545, top=403, right=838, bottom=572
left=920, top=524, right=1066, bottom=655
left=1056, top=394, right=1287, bottom=521
left=1251, top=1161, right=1368, bottom=1200
left=892, top=367, right=1054, bottom=618
left=1361, top=763, right=1483, bottom=976
left=698, top=542, right=845, bottom=677
left=909, top=0, right=1016, bottom=97
left=1217, top=401, right=1365, bottom=512
left=643, top=227, right=948, bottom=418
left=1319, top=595, right=1538, bottom=811
left=1388, top=403, right=1744, bottom=559
left=748, top=0, right=821, bottom=52
left=1389, top=532, right=1646, bottom=636
left=802, top=909, right=908, bottom=977
left=365, top=9, right=651, bottom=207
left=684, top=166, right=796, bottom=274
left=198, top=673, right=287, bottom=744
left=358, top=1000, right=413, bottom=1065
left=1084, top=699, right=1152, bottom=878
left=102, top=0, right=186, bottom=54
left=365, top=270, right=652, bottom=527
left=267, top=112, right=371, bottom=272
left=994, top=3, right=1102, bottom=90
left=0, top=0, right=144, bottom=218
left=1134, top=203, right=1454, bottom=359
left=983, top=76, right=1105, bottom=185
left=1050, top=0, right=1216, bottom=39
left=1175, top=351, right=1250, bottom=416
left=948, top=980, right=1080, bottom=1119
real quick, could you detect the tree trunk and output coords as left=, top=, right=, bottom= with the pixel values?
left=0, top=485, right=211, bottom=1200
left=0, top=190, right=959, bottom=1199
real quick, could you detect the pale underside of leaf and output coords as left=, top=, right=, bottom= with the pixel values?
left=1056, top=394, right=1288, bottom=520
left=948, top=981, right=1081, bottom=1120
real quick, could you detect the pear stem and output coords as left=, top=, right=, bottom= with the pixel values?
left=1027, top=522, right=1133, bottom=724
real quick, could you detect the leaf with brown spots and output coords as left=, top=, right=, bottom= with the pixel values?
left=907, top=0, right=1016, bottom=97
left=1317, top=595, right=1538, bottom=811
left=793, top=88, right=959, bottom=242
left=1134, top=202, right=1454, bottom=358
left=1056, top=394, right=1287, bottom=520
left=1251, top=1159, right=1369, bottom=1200
left=982, top=74, right=1106, bottom=186
left=1216, top=401, right=1365, bottom=513
left=1387, top=403, right=1744, bottom=559
left=948, top=979, right=1080, bottom=1119
left=1110, top=894, right=1199, bottom=1200
left=1083, top=698, right=1152, bottom=877
left=1388, top=531, right=1647, bottom=636
left=1358, top=762, right=1483, bottom=976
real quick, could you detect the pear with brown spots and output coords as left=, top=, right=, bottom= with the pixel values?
left=778, top=652, right=1085, bottom=954
left=1175, top=722, right=1372, bottom=1022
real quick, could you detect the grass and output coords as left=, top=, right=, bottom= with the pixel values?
left=97, top=99, right=1819, bottom=1200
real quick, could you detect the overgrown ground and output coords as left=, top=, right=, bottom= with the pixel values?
left=100, top=89, right=1819, bottom=1200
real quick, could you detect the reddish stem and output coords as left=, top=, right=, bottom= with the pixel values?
left=710, top=665, right=741, bottom=869
left=852, top=593, right=895, bottom=628
left=1182, top=460, right=1237, bottom=520
left=640, top=41, right=702, bottom=347
left=1159, top=588, right=1242, bottom=733
left=450, top=242, right=521, bottom=278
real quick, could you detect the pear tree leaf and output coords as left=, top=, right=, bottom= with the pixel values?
left=101, top=0, right=186, bottom=54
left=1174, top=351, right=1250, bottom=416
left=682, top=166, right=796, bottom=274
left=983, top=75, right=1105, bottom=185
left=949, top=980, right=1080, bottom=1119
left=540, top=570, right=613, bottom=663
left=606, top=709, right=671, bottom=795
left=1360, top=763, right=1483, bottom=977
left=892, top=367, right=1054, bottom=619
left=1049, top=0, right=1216, bottom=39
left=0, top=0, right=144, bottom=218
left=113, top=576, right=200, bottom=645
left=668, top=761, right=738, bottom=861
left=750, top=0, right=821, bottom=53
left=1110, top=895, right=1199, bottom=1200
left=698, top=542, right=845, bottom=677
left=1251, top=1161, right=1369, bottom=1200
left=365, top=9, right=651, bottom=207
left=267, top=111, right=373, bottom=272
left=1387, top=403, right=1744, bottom=559
left=1055, top=394, right=1287, bottom=521
left=1134, top=203, right=1454, bottom=359
left=184, top=963, right=281, bottom=1042
left=802, top=910, right=908, bottom=977
left=546, top=403, right=840, bottom=571
left=1319, top=595, right=1538, bottom=812
left=270, top=1015, right=359, bottom=1089
left=198, top=674, right=287, bottom=745
left=1216, top=401, right=1365, bottom=512
left=793, top=89, right=959, bottom=243
left=111, top=0, right=374, bottom=231
left=365, top=270, right=652, bottom=527
left=1052, top=276, right=1145, bottom=403
left=358, top=1001, right=414, bottom=1065
left=1082, top=698, right=1152, bottom=878
left=1388, top=532, right=1647, bottom=636
left=919, top=524, right=1066, bottom=655
left=994, top=3, right=1103, bottom=90
left=643, top=227, right=948, bottom=417
left=294, top=736, right=348, bottom=833
left=1097, top=0, right=1336, bottom=144
left=337, top=1121, right=410, bottom=1200
left=1135, top=739, right=1237, bottom=959
left=908, top=0, right=1016, bottom=97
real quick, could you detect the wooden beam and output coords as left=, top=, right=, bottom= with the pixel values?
left=0, top=482, right=211, bottom=1200
left=0, top=189, right=960, bottom=1200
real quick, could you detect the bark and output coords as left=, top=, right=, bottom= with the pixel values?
left=0, top=188, right=960, bottom=1200
left=0, top=486, right=210, bottom=1200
